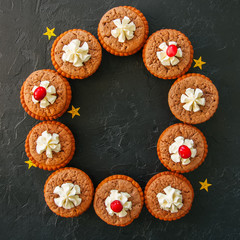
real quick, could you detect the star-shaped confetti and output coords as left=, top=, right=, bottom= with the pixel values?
left=199, top=178, right=212, bottom=192
left=68, top=105, right=80, bottom=118
left=193, top=56, right=206, bottom=70
left=43, top=27, right=56, bottom=40
left=25, top=160, right=37, bottom=169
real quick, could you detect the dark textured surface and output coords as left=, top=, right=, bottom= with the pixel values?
left=0, top=0, right=240, bottom=239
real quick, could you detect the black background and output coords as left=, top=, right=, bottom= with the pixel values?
left=1, top=0, right=240, bottom=239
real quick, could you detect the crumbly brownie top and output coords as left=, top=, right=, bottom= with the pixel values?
left=44, top=168, right=94, bottom=217
left=98, top=6, right=146, bottom=53
left=145, top=173, right=193, bottom=220
left=168, top=74, right=219, bottom=124
left=94, top=178, right=142, bottom=226
left=28, top=122, right=73, bottom=166
left=158, top=124, right=207, bottom=172
left=143, top=29, right=193, bottom=79
left=53, top=29, right=102, bottom=78
left=23, top=70, right=68, bottom=117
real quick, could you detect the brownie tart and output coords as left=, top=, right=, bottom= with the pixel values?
left=51, top=29, right=102, bottom=79
left=168, top=73, right=219, bottom=124
left=25, top=121, right=75, bottom=171
left=93, top=175, right=144, bottom=226
left=98, top=6, right=149, bottom=56
left=44, top=167, right=94, bottom=218
left=143, top=29, right=193, bottom=79
left=157, top=123, right=208, bottom=173
left=20, top=69, right=71, bottom=120
left=145, top=172, right=194, bottom=221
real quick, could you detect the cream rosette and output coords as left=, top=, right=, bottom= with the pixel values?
left=36, top=130, right=61, bottom=158
left=62, top=39, right=91, bottom=67
left=157, top=186, right=183, bottom=213
left=169, top=136, right=197, bottom=165
left=105, top=190, right=132, bottom=217
left=32, top=81, right=57, bottom=108
left=157, top=41, right=182, bottom=66
left=54, top=183, right=82, bottom=209
left=181, top=88, right=205, bottom=112
left=111, top=16, right=136, bottom=43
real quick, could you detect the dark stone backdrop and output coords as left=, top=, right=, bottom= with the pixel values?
left=0, top=0, right=239, bottom=239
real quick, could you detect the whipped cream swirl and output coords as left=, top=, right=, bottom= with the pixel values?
left=32, top=81, right=57, bottom=108
left=169, top=136, right=197, bottom=165
left=181, top=88, right=205, bottom=112
left=157, top=41, right=182, bottom=66
left=157, top=186, right=183, bottom=213
left=111, top=16, right=136, bottom=43
left=105, top=190, right=132, bottom=217
left=54, top=183, right=82, bottom=209
left=62, top=39, right=91, bottom=67
left=36, top=130, right=61, bottom=158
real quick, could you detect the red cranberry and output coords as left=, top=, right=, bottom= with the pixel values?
left=33, top=86, right=46, bottom=101
left=178, top=145, right=191, bottom=159
left=166, top=45, right=178, bottom=57
left=110, top=200, right=123, bottom=213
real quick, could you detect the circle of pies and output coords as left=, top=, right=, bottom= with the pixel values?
left=20, top=5, right=219, bottom=224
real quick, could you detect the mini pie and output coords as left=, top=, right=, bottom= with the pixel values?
left=98, top=6, right=149, bottom=56
left=44, top=167, right=94, bottom=218
left=144, top=171, right=194, bottom=221
left=51, top=29, right=102, bottom=79
left=20, top=69, right=71, bottom=120
left=168, top=73, right=219, bottom=124
left=25, top=121, right=75, bottom=171
left=157, top=123, right=208, bottom=173
left=143, top=29, right=193, bottom=79
left=93, top=175, right=144, bottom=226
